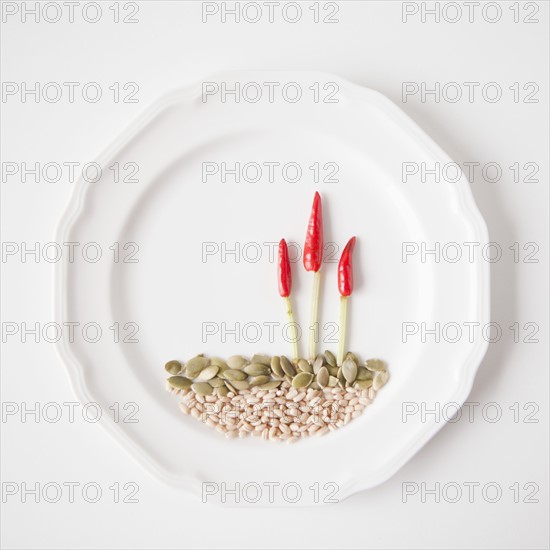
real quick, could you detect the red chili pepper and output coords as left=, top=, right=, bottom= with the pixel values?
left=303, top=192, right=323, bottom=272
left=338, top=237, right=356, bottom=297
left=278, top=239, right=291, bottom=297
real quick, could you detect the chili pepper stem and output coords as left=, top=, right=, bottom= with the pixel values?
left=337, top=295, right=348, bottom=366
left=283, top=296, right=299, bottom=363
left=308, top=270, right=321, bottom=361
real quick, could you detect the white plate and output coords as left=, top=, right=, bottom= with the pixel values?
left=55, top=71, right=489, bottom=504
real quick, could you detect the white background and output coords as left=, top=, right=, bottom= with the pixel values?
left=1, top=1, right=548, bottom=549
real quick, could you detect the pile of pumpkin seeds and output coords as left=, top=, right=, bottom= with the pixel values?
left=165, top=352, right=389, bottom=441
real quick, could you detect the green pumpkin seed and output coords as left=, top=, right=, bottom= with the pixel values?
left=355, top=379, right=373, bottom=390
left=337, top=367, right=346, bottom=389
left=209, top=377, right=225, bottom=388
left=227, top=355, right=247, bottom=369
left=373, top=371, right=389, bottom=391
left=285, top=375, right=293, bottom=384
left=196, top=365, right=219, bottom=381
left=328, top=375, right=338, bottom=387
left=259, top=380, right=282, bottom=390
left=271, top=356, right=284, bottom=377
left=313, top=355, right=324, bottom=374
left=297, top=359, right=313, bottom=373
left=317, top=366, right=329, bottom=388
left=358, top=367, right=373, bottom=381
left=210, top=357, right=228, bottom=370
left=164, top=360, right=182, bottom=375
left=365, top=359, right=387, bottom=372
left=185, top=356, right=209, bottom=378
left=224, top=369, right=247, bottom=381
left=342, top=358, right=358, bottom=383
left=191, top=382, right=213, bottom=396
left=224, top=380, right=237, bottom=393
left=310, top=381, right=321, bottom=390
left=231, top=380, right=250, bottom=391
left=345, top=351, right=359, bottom=363
left=251, top=354, right=271, bottom=366
left=249, top=375, right=271, bottom=387
left=324, top=350, right=337, bottom=367
left=244, top=363, right=270, bottom=377
left=328, top=365, right=339, bottom=377
left=280, top=356, right=296, bottom=377
left=167, top=376, right=192, bottom=390
left=292, top=372, right=314, bottom=389
left=217, top=386, right=229, bottom=397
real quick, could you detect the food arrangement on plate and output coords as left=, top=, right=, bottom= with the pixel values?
left=164, top=192, right=389, bottom=442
